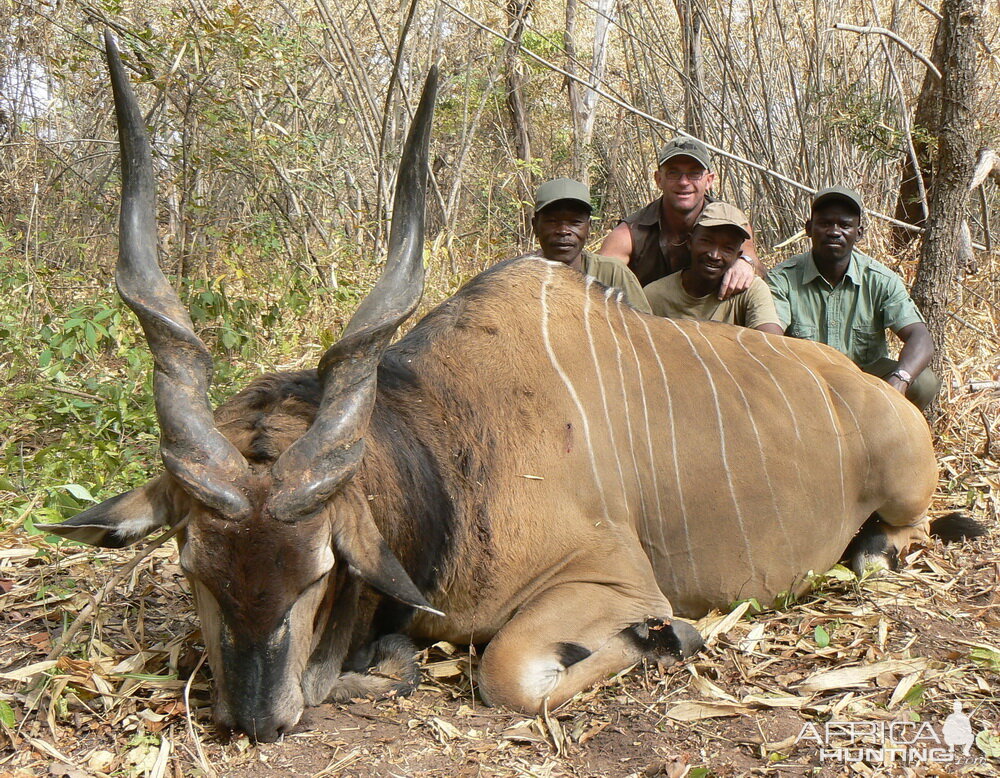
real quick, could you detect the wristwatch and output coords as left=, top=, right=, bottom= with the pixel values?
left=739, top=253, right=754, bottom=266
left=890, top=368, right=913, bottom=385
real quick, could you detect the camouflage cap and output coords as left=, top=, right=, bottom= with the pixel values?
left=694, top=201, right=751, bottom=240
left=657, top=136, right=712, bottom=170
left=812, top=185, right=863, bottom=215
left=533, top=178, right=592, bottom=214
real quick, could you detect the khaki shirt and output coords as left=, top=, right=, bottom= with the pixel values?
left=643, top=273, right=780, bottom=330
left=580, top=250, right=651, bottom=314
left=766, top=250, right=924, bottom=366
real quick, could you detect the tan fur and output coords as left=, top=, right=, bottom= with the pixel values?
left=54, top=259, right=940, bottom=725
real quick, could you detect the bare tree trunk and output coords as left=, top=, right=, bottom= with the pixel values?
left=565, top=0, right=585, bottom=182
left=891, top=21, right=946, bottom=250
left=674, top=0, right=706, bottom=137
left=505, top=0, right=534, bottom=247
left=566, top=0, right=616, bottom=184
left=911, top=0, right=980, bottom=384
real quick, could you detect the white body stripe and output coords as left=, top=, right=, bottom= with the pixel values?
left=764, top=337, right=849, bottom=537
left=666, top=319, right=757, bottom=575
left=582, top=277, right=631, bottom=520
left=638, top=316, right=690, bottom=589
left=602, top=290, right=650, bottom=544
left=696, top=331, right=793, bottom=552
left=616, top=301, right=668, bottom=563
left=540, top=267, right=609, bottom=520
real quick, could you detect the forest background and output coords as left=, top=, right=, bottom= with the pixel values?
left=4, top=0, right=999, bottom=516
left=1, top=0, right=1000, bottom=773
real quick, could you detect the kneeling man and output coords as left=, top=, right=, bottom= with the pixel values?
left=643, top=202, right=783, bottom=334
left=767, top=187, right=939, bottom=409
left=530, top=178, right=651, bottom=313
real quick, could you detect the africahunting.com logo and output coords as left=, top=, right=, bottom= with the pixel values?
left=796, top=703, right=999, bottom=765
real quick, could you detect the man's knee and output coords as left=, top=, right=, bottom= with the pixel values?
left=862, top=358, right=939, bottom=410
left=905, top=368, right=940, bottom=410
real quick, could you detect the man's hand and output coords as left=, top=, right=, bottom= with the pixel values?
left=718, top=256, right=755, bottom=300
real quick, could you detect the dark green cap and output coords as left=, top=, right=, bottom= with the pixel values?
left=812, top=186, right=863, bottom=215
left=657, top=136, right=711, bottom=170
left=533, top=178, right=592, bottom=214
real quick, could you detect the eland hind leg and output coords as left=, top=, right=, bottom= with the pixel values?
left=844, top=512, right=987, bottom=576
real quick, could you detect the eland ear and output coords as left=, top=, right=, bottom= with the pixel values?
left=332, top=488, right=444, bottom=617
left=37, top=476, right=173, bottom=548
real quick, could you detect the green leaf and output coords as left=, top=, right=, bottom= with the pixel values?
left=814, top=625, right=831, bottom=648
left=902, top=683, right=924, bottom=706
left=823, top=564, right=856, bottom=581
left=970, top=647, right=1000, bottom=671
left=58, top=483, right=98, bottom=503
left=977, top=729, right=1000, bottom=758
left=0, top=700, right=15, bottom=727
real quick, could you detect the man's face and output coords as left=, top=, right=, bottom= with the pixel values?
left=654, top=156, right=715, bottom=215
left=806, top=202, right=863, bottom=262
left=532, top=202, right=591, bottom=265
left=688, top=225, right=745, bottom=285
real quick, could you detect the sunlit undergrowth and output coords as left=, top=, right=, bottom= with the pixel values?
left=0, top=239, right=477, bottom=543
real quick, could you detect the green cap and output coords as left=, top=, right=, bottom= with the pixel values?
left=657, top=136, right=711, bottom=170
left=695, top=201, right=751, bottom=240
left=533, top=178, right=592, bottom=214
left=812, top=186, right=863, bottom=215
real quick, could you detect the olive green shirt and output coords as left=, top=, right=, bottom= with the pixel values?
left=643, top=273, right=780, bottom=330
left=766, top=250, right=924, bottom=366
left=579, top=250, right=652, bottom=314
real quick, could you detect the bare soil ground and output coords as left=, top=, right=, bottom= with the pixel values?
left=2, top=497, right=999, bottom=778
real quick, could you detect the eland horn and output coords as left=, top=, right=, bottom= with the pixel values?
left=267, top=67, right=438, bottom=521
left=106, top=31, right=250, bottom=519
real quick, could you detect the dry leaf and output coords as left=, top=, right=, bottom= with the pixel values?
left=742, top=694, right=808, bottom=708
left=501, top=723, right=545, bottom=745
left=798, top=658, right=928, bottom=693
left=664, top=700, right=750, bottom=721
left=697, top=601, right=752, bottom=644
left=688, top=674, right=739, bottom=703
left=0, top=660, right=58, bottom=682
left=739, top=623, right=766, bottom=654
left=425, top=658, right=465, bottom=678
left=428, top=716, right=464, bottom=742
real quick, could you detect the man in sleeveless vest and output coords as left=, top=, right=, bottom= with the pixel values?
left=599, top=137, right=763, bottom=297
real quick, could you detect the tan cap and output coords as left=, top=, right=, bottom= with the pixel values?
left=533, top=178, right=592, bottom=214
left=694, top=201, right=751, bottom=240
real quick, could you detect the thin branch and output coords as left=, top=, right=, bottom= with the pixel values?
left=438, top=0, right=949, bottom=240
left=970, top=148, right=1000, bottom=190
left=830, top=23, right=942, bottom=80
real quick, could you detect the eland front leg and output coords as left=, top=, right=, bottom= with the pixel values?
left=477, top=580, right=702, bottom=713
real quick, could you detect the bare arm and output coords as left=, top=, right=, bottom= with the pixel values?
left=755, top=323, right=784, bottom=336
left=889, top=322, right=934, bottom=394
left=597, top=222, right=634, bottom=267
left=718, top=229, right=765, bottom=300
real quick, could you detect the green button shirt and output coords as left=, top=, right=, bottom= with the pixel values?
left=579, top=250, right=652, bottom=314
left=766, top=250, right=924, bottom=366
